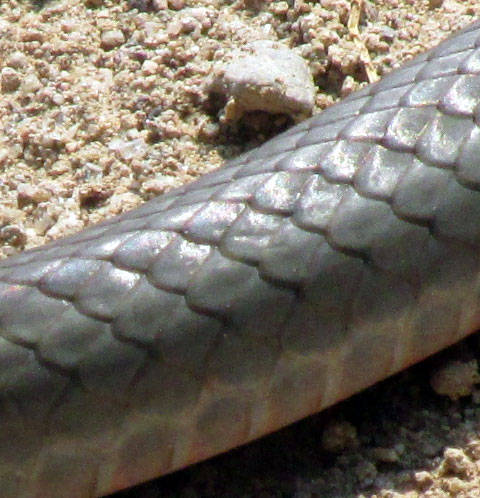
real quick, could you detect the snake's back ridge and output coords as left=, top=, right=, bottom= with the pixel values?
left=1, top=19, right=480, bottom=498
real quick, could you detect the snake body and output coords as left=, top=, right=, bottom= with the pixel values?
left=1, top=20, right=480, bottom=498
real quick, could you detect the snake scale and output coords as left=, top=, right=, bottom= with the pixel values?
left=1, top=18, right=480, bottom=498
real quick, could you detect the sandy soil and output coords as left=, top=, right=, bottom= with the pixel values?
left=2, top=0, right=480, bottom=497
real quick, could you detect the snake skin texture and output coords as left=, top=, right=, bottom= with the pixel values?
left=1, top=20, right=480, bottom=498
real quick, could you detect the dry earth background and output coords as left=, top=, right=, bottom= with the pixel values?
left=2, top=0, right=480, bottom=497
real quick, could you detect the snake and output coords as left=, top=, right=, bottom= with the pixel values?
left=1, top=17, right=480, bottom=498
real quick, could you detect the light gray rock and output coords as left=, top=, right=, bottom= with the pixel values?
left=207, top=40, right=315, bottom=123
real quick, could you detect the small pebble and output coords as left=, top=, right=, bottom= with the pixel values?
left=61, top=20, right=77, bottom=33
left=378, top=24, right=397, bottom=42
left=101, top=29, right=125, bottom=50
left=430, top=360, right=480, bottom=400
left=17, top=184, right=51, bottom=207
left=78, top=185, right=111, bottom=208
left=141, top=60, right=158, bottom=75
left=414, top=470, right=434, bottom=490
left=1, top=67, right=21, bottom=92
left=0, top=225, right=27, bottom=247
left=109, top=137, right=148, bottom=161
left=340, top=75, right=356, bottom=97
left=168, top=0, right=185, bottom=10
left=370, top=447, right=399, bottom=463
left=354, top=460, right=377, bottom=485
left=207, top=39, right=315, bottom=122
left=271, top=1, right=289, bottom=15
left=127, top=0, right=167, bottom=11
left=321, top=421, right=359, bottom=453
left=7, top=51, right=27, bottom=68
left=21, top=73, right=42, bottom=93
left=153, top=0, right=168, bottom=9
left=465, top=440, right=480, bottom=461
left=440, top=448, right=475, bottom=479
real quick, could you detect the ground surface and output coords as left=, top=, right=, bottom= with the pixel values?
left=2, top=0, right=480, bottom=497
